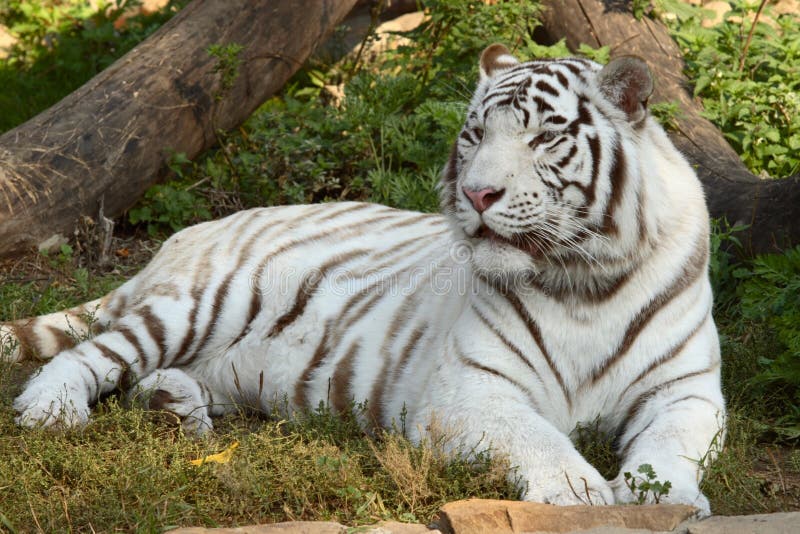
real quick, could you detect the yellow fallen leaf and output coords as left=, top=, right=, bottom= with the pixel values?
left=190, top=441, right=239, bottom=466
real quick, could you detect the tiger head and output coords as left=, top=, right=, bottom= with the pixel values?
left=442, top=44, right=661, bottom=295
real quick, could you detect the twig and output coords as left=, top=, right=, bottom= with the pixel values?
left=738, top=0, right=768, bottom=72
left=564, top=472, right=585, bottom=503
left=582, top=477, right=595, bottom=505
left=348, top=0, right=387, bottom=81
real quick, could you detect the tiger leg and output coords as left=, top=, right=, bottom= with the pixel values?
left=128, top=368, right=234, bottom=435
left=13, top=298, right=194, bottom=429
left=0, top=297, right=112, bottom=363
left=417, top=364, right=615, bottom=506
left=611, top=358, right=725, bottom=516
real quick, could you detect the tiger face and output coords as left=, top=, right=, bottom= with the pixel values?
left=442, top=45, right=654, bottom=286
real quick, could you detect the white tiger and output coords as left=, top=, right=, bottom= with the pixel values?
left=3, top=45, right=724, bottom=515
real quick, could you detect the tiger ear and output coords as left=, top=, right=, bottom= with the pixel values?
left=479, top=44, right=519, bottom=79
left=597, top=56, right=654, bottom=123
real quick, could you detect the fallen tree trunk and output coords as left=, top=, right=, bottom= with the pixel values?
left=540, top=0, right=800, bottom=255
left=0, top=0, right=359, bottom=257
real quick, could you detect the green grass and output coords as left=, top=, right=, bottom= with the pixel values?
left=0, top=387, right=516, bottom=531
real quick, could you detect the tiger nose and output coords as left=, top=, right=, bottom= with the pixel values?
left=463, top=187, right=505, bottom=213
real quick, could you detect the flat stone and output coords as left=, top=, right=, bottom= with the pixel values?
left=167, top=522, right=347, bottom=534
left=433, top=499, right=697, bottom=534
left=360, top=521, right=439, bottom=533
left=687, top=512, right=800, bottom=534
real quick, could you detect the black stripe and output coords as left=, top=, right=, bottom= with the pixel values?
left=535, top=80, right=559, bottom=96
left=183, top=272, right=235, bottom=366
left=619, top=394, right=723, bottom=456
left=268, top=250, right=368, bottom=339
left=601, top=140, right=627, bottom=236
left=619, top=364, right=720, bottom=437
left=554, top=71, right=569, bottom=89
left=622, top=315, right=709, bottom=396
left=135, top=306, right=167, bottom=370
left=533, top=96, right=554, bottom=113
left=454, top=341, right=541, bottom=412
left=556, top=144, right=578, bottom=168
left=331, top=340, right=360, bottom=414
left=294, top=323, right=331, bottom=408
left=77, top=358, right=101, bottom=399
left=500, top=288, right=572, bottom=408
left=94, top=341, right=134, bottom=390
left=116, top=325, right=148, bottom=373
left=589, top=236, right=709, bottom=385
left=229, top=289, right=262, bottom=348
left=471, top=302, right=544, bottom=385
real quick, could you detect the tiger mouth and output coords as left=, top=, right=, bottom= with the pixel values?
left=474, top=225, right=545, bottom=258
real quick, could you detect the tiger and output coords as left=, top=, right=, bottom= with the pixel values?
left=2, top=44, right=724, bottom=515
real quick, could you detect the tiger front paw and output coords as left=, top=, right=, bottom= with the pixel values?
left=13, top=384, right=90, bottom=429
left=523, top=464, right=615, bottom=506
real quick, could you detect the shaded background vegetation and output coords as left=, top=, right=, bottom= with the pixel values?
left=0, top=0, right=798, bottom=530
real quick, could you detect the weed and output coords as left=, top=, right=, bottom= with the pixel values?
left=649, top=100, right=682, bottom=131
left=207, top=42, right=245, bottom=99
left=623, top=464, right=672, bottom=504
left=708, top=218, right=747, bottom=313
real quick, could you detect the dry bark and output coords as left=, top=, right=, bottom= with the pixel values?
left=539, top=0, right=800, bottom=254
left=0, top=0, right=359, bottom=257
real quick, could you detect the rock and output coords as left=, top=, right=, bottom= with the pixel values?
left=701, top=2, right=731, bottom=27
left=167, top=522, right=347, bottom=534
left=772, top=0, right=799, bottom=16
left=0, top=24, right=16, bottom=59
left=352, top=11, right=426, bottom=62
left=361, top=521, right=439, bottom=533
left=433, top=499, right=697, bottom=534
left=686, top=512, right=800, bottom=534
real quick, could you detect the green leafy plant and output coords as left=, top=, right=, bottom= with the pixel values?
left=0, top=0, right=189, bottom=132
left=736, top=245, right=800, bottom=436
left=623, top=464, right=672, bottom=504
left=667, top=1, right=800, bottom=177
left=708, top=218, right=747, bottom=312
left=128, top=182, right=211, bottom=236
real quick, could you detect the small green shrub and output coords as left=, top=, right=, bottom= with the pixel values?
left=736, top=246, right=800, bottom=437
left=708, top=218, right=747, bottom=313
left=128, top=182, right=211, bottom=236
